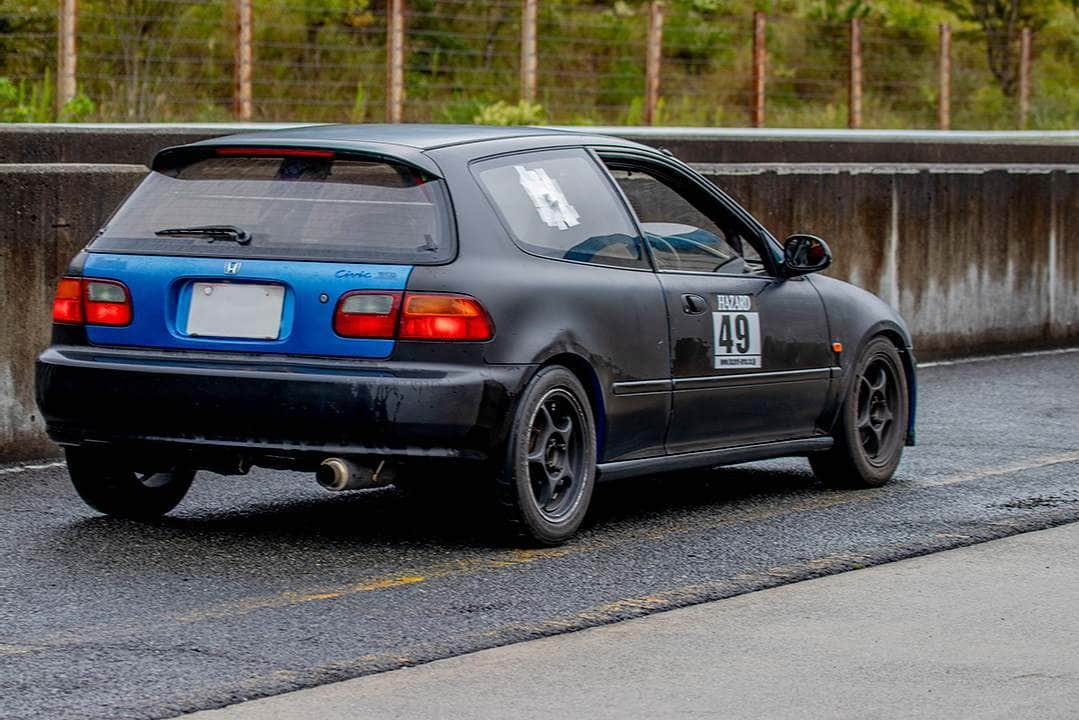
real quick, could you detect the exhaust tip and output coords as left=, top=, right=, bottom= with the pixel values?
left=316, top=457, right=393, bottom=492
left=316, top=458, right=350, bottom=491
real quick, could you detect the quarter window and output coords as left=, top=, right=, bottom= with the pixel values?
left=606, top=165, right=764, bottom=275
left=475, top=149, right=646, bottom=269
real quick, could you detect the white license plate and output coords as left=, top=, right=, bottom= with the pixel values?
left=186, top=282, right=285, bottom=340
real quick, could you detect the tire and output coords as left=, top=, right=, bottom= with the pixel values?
left=809, top=336, right=909, bottom=488
left=494, top=366, right=597, bottom=545
left=66, top=447, right=196, bottom=520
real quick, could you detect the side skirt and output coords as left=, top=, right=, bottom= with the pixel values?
left=595, top=437, right=833, bottom=482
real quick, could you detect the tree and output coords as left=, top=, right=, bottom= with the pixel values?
left=939, top=0, right=1057, bottom=97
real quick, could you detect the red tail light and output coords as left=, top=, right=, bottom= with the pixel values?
left=399, top=293, right=493, bottom=341
left=52, top=277, right=132, bottom=326
left=333, top=291, right=402, bottom=339
left=85, top=280, right=133, bottom=325
left=215, top=147, right=334, bottom=158
left=332, top=291, right=493, bottom=341
left=52, top=278, right=84, bottom=324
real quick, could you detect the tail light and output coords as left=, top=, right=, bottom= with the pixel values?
left=52, top=278, right=84, bottom=324
left=333, top=291, right=402, bottom=339
left=333, top=291, right=493, bottom=341
left=399, top=293, right=493, bottom=341
left=52, top=277, right=132, bottom=326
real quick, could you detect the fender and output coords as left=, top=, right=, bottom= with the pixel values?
left=810, top=275, right=917, bottom=446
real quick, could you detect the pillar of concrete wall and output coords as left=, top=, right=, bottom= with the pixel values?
left=0, top=164, right=147, bottom=461
left=1052, top=171, right=1079, bottom=341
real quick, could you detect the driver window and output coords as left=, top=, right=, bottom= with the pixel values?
left=606, top=166, right=763, bottom=275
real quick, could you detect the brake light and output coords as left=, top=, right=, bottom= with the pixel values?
left=215, top=147, right=334, bottom=158
left=51, top=277, right=132, bottom=326
left=399, top=293, right=493, bottom=341
left=52, top=278, right=84, bottom=324
left=332, top=291, right=493, bottom=341
left=333, top=291, right=402, bottom=339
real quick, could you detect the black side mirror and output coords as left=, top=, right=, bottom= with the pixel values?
left=783, top=234, right=832, bottom=276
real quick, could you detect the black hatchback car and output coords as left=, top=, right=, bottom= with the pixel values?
left=36, top=124, right=915, bottom=544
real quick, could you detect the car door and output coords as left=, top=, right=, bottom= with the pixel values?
left=599, top=152, right=834, bottom=453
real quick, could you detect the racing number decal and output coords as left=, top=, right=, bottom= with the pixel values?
left=713, top=295, right=761, bottom=369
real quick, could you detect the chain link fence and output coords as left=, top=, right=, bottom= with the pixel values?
left=0, top=0, right=1076, bottom=128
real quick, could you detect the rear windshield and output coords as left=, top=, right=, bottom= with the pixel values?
left=90, top=153, right=454, bottom=264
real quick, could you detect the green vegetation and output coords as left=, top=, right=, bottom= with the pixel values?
left=0, top=71, right=93, bottom=122
left=0, top=0, right=1074, bottom=127
left=473, top=100, right=548, bottom=125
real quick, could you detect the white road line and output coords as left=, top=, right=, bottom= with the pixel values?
left=0, top=461, right=66, bottom=476
left=913, top=451, right=1079, bottom=487
left=918, top=346, right=1079, bottom=368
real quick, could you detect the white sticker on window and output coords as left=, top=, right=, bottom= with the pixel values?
left=515, top=165, right=580, bottom=230
left=714, top=295, right=761, bottom=369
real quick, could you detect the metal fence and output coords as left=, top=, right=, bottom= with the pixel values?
left=0, top=0, right=1074, bottom=129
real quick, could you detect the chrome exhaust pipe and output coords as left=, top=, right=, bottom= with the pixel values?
left=316, top=458, right=394, bottom=491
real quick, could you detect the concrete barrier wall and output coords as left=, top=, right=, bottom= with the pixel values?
left=1, top=131, right=1077, bottom=461
left=0, top=164, right=146, bottom=460
left=705, top=164, right=1078, bottom=356
left=2, top=125, right=1078, bottom=166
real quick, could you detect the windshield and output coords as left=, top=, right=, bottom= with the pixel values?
left=90, top=154, right=454, bottom=264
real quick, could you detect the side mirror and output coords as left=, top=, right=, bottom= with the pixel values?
left=783, top=234, right=832, bottom=277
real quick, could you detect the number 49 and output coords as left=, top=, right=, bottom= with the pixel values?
left=718, top=313, right=751, bottom=354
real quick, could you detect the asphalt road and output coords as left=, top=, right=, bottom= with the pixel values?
left=2, top=349, right=1078, bottom=720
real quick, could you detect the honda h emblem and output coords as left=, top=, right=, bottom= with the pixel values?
left=224, top=261, right=242, bottom=275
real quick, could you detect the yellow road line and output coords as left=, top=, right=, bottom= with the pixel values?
left=171, top=451, right=1079, bottom=625
left=174, top=551, right=578, bottom=624
left=0, top=643, right=38, bottom=656
left=6, top=452, right=1077, bottom=659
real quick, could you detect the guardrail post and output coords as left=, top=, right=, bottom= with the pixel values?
left=643, top=1, right=665, bottom=126
left=386, top=0, right=406, bottom=123
left=520, top=0, right=538, bottom=103
left=1018, top=27, right=1031, bottom=129
left=57, top=0, right=77, bottom=114
left=233, top=0, right=253, bottom=121
left=938, top=23, right=951, bottom=131
left=848, top=17, right=862, bottom=129
left=751, top=11, right=766, bottom=128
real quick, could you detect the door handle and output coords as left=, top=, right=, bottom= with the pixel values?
left=681, top=293, right=708, bottom=315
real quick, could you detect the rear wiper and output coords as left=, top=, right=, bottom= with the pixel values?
left=154, top=225, right=251, bottom=245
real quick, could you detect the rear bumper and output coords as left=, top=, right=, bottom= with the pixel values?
left=36, top=346, right=532, bottom=464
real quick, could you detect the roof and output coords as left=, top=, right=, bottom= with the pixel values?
left=192, top=123, right=590, bottom=151
left=172, top=123, right=653, bottom=178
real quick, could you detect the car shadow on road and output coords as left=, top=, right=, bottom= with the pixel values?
left=47, top=461, right=824, bottom=574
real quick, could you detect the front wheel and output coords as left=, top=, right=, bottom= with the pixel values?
left=66, top=447, right=196, bottom=519
left=494, top=366, right=597, bottom=545
left=810, top=337, right=909, bottom=488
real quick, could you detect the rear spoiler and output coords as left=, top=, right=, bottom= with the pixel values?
left=153, top=138, right=444, bottom=179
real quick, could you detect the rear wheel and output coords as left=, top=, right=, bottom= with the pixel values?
left=494, top=366, right=597, bottom=545
left=810, top=337, right=908, bottom=488
left=66, top=447, right=196, bottom=519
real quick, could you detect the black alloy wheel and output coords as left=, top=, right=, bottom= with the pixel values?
left=527, top=388, right=587, bottom=522
left=809, top=336, right=909, bottom=488
left=855, top=356, right=902, bottom=466
left=495, top=366, right=597, bottom=545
